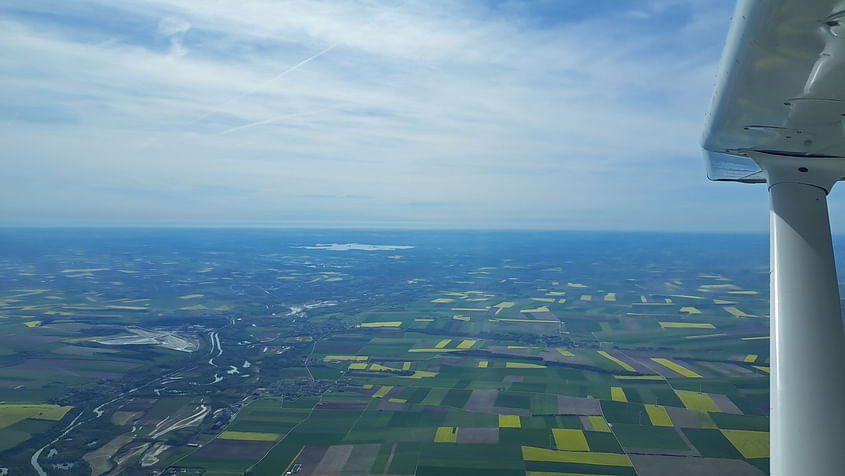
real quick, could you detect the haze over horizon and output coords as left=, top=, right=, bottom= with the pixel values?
left=6, top=0, right=845, bottom=232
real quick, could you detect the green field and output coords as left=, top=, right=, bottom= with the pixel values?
left=0, top=230, right=772, bottom=474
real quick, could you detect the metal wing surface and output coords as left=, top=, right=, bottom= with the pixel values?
left=703, top=0, right=845, bottom=182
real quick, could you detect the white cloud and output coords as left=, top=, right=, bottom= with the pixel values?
left=157, top=16, right=191, bottom=56
left=0, top=0, right=767, bottom=231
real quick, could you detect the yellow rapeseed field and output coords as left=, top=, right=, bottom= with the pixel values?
left=610, top=386, right=627, bottom=402
left=399, top=370, right=438, bottom=379
left=597, top=351, right=635, bottom=372
left=721, top=430, right=769, bottom=458
left=323, top=355, right=368, bottom=361
left=0, top=404, right=73, bottom=429
left=493, top=318, right=558, bottom=323
left=659, top=322, right=715, bottom=329
left=645, top=404, right=673, bottom=427
left=369, top=363, right=401, bottom=372
left=434, top=426, right=458, bottom=443
left=552, top=429, right=590, bottom=451
left=680, top=306, right=702, bottom=314
left=614, top=375, right=664, bottom=380
left=588, top=416, right=611, bottom=432
left=674, top=390, right=719, bottom=412
left=407, top=348, right=464, bottom=353
left=499, top=415, right=521, bottom=428
left=651, top=358, right=702, bottom=378
left=359, top=321, right=402, bottom=328
left=218, top=431, right=279, bottom=441
left=521, top=446, right=632, bottom=466
left=372, top=386, right=393, bottom=398
left=723, top=306, right=754, bottom=317
left=506, top=362, right=546, bottom=369
left=519, top=306, right=550, bottom=313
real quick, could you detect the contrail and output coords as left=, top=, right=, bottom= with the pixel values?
left=220, top=107, right=337, bottom=135
left=262, top=43, right=337, bottom=88
left=198, top=42, right=338, bottom=125
left=135, top=0, right=411, bottom=146
left=225, top=0, right=407, bottom=106
left=214, top=1, right=411, bottom=135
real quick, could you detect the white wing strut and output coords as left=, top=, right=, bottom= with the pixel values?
left=704, top=2, right=845, bottom=474
left=762, top=155, right=845, bottom=475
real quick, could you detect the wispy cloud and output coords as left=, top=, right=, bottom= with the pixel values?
left=0, top=0, right=769, bottom=231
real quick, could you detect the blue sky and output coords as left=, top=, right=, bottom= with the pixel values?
left=6, top=0, right=840, bottom=232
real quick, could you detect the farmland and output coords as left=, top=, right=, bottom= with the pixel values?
left=0, top=229, right=777, bottom=474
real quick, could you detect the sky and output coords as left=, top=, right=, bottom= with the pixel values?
left=5, top=0, right=843, bottom=232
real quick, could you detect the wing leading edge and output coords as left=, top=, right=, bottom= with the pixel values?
left=703, top=0, right=845, bottom=181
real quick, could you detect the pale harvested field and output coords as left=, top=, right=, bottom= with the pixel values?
left=720, top=362, right=760, bottom=377
left=111, top=410, right=142, bottom=426
left=118, top=398, right=157, bottom=412
left=493, top=407, right=530, bottom=416
left=629, top=454, right=765, bottom=476
left=579, top=415, right=595, bottom=430
left=710, top=394, right=743, bottom=414
left=311, top=444, right=355, bottom=476
left=317, top=401, right=368, bottom=411
left=293, top=446, right=330, bottom=476
left=376, top=400, right=405, bottom=411
left=191, top=439, right=275, bottom=460
left=538, top=348, right=586, bottom=364
left=83, top=434, right=134, bottom=476
left=486, top=346, right=534, bottom=357
left=340, top=444, right=380, bottom=474
left=531, top=311, right=558, bottom=320
left=456, top=427, right=499, bottom=444
left=558, top=395, right=601, bottom=415
left=664, top=407, right=716, bottom=429
left=383, top=386, right=404, bottom=399
left=624, top=442, right=696, bottom=457
left=464, top=389, right=498, bottom=412
left=698, top=361, right=757, bottom=378
left=346, top=386, right=378, bottom=397
left=601, top=352, right=654, bottom=373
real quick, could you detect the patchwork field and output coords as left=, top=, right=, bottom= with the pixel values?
left=0, top=229, right=774, bottom=475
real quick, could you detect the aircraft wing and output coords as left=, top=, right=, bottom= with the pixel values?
left=703, top=2, right=845, bottom=475
left=703, top=0, right=845, bottom=182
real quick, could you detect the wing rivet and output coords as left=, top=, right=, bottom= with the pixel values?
left=798, top=167, right=809, bottom=173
